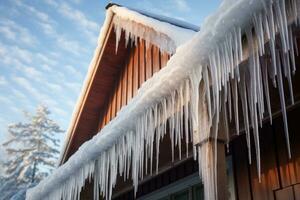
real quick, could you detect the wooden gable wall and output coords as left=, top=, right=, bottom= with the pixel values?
left=62, top=20, right=172, bottom=162
left=98, top=38, right=170, bottom=130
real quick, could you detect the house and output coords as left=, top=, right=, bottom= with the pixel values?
left=27, top=1, right=300, bottom=200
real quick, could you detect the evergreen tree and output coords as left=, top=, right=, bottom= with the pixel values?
left=0, top=105, right=64, bottom=199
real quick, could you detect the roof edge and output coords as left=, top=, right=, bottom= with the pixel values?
left=105, top=3, right=121, bottom=10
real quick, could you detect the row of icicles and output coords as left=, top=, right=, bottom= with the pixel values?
left=29, top=0, right=299, bottom=200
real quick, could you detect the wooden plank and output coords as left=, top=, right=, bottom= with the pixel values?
left=288, top=108, right=300, bottom=184
left=145, top=44, right=153, bottom=80
left=152, top=46, right=160, bottom=73
left=216, top=142, right=228, bottom=200
left=232, top=136, right=252, bottom=200
left=249, top=124, right=280, bottom=200
left=273, top=117, right=295, bottom=188
left=133, top=44, right=139, bottom=96
left=294, top=184, right=300, bottom=200
left=111, top=89, right=117, bottom=119
left=116, top=72, right=123, bottom=114
left=161, top=51, right=169, bottom=68
left=275, top=186, right=294, bottom=200
left=127, top=50, right=133, bottom=103
left=139, top=40, right=146, bottom=87
left=106, top=96, right=112, bottom=124
left=122, top=60, right=128, bottom=107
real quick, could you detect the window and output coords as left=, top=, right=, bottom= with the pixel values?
left=139, top=156, right=235, bottom=200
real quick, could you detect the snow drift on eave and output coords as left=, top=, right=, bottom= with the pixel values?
left=58, top=5, right=198, bottom=164
left=28, top=0, right=299, bottom=200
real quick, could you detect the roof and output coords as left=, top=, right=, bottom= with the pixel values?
left=27, top=0, right=299, bottom=199
left=58, top=3, right=198, bottom=165
left=106, top=3, right=200, bottom=32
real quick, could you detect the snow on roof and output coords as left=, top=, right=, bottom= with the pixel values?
left=28, top=0, right=299, bottom=200
left=58, top=4, right=198, bottom=165
left=111, top=5, right=197, bottom=54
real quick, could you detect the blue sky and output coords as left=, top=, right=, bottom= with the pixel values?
left=0, top=0, right=221, bottom=158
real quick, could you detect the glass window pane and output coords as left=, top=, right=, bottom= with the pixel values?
left=173, top=190, right=189, bottom=200
left=193, top=184, right=204, bottom=200
left=158, top=197, right=169, bottom=200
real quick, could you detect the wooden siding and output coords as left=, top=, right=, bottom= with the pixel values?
left=98, top=38, right=170, bottom=130
left=232, top=105, right=300, bottom=200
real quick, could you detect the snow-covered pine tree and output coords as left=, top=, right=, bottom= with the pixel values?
left=0, top=105, right=64, bottom=199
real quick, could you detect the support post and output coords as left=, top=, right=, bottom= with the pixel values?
left=193, top=92, right=228, bottom=200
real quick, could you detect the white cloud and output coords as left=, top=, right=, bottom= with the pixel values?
left=57, top=36, right=86, bottom=55
left=174, top=0, right=190, bottom=12
left=15, top=0, right=53, bottom=24
left=23, top=66, right=43, bottom=81
left=11, top=88, right=27, bottom=101
left=12, top=76, right=41, bottom=99
left=71, top=0, right=81, bottom=4
left=65, top=65, right=83, bottom=78
left=0, top=76, right=7, bottom=86
left=0, top=26, right=16, bottom=40
left=65, top=82, right=81, bottom=93
left=45, top=0, right=99, bottom=43
left=41, top=64, right=52, bottom=72
left=12, top=1, right=86, bottom=55
left=0, top=96, right=11, bottom=105
left=36, top=53, right=57, bottom=66
left=45, top=82, right=62, bottom=92
left=37, top=21, right=86, bottom=55
left=0, top=19, right=38, bottom=46
left=59, top=3, right=98, bottom=32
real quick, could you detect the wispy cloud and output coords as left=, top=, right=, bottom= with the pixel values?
left=65, top=65, right=83, bottom=79
left=11, top=88, right=27, bottom=101
left=12, top=76, right=42, bottom=100
left=37, top=20, right=86, bottom=55
left=65, top=82, right=82, bottom=93
left=0, top=76, right=7, bottom=86
left=174, top=0, right=191, bottom=12
left=45, top=0, right=99, bottom=43
left=0, top=96, right=11, bottom=105
left=12, top=1, right=86, bottom=56
left=0, top=19, right=38, bottom=46
left=15, top=0, right=53, bottom=24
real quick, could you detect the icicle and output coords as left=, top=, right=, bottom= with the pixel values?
left=28, top=1, right=300, bottom=200
left=184, top=80, right=190, bottom=158
left=276, top=51, right=291, bottom=158
left=232, top=79, right=239, bottom=135
left=262, top=58, right=273, bottom=124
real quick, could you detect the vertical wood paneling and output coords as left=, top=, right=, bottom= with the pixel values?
left=100, top=40, right=171, bottom=128
left=232, top=136, right=252, bottom=200
left=146, top=45, right=153, bottom=79
left=152, top=46, right=160, bottom=73
left=133, top=45, right=139, bottom=96
left=273, top=118, right=294, bottom=188
left=111, top=90, right=117, bottom=118
left=288, top=110, right=300, bottom=184
left=275, top=186, right=294, bottom=200
left=249, top=124, right=279, bottom=200
left=294, top=184, right=300, bottom=200
left=127, top=50, right=133, bottom=103
left=232, top=107, right=300, bottom=200
left=116, top=71, right=123, bottom=113
left=139, top=40, right=146, bottom=87
left=122, top=60, right=128, bottom=107
left=161, top=51, right=169, bottom=68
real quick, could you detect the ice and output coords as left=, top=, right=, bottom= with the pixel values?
left=27, top=0, right=299, bottom=200
left=112, top=6, right=196, bottom=54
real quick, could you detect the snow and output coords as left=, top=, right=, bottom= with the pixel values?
left=128, top=7, right=200, bottom=32
left=112, top=6, right=197, bottom=54
left=28, top=0, right=299, bottom=200
left=58, top=4, right=198, bottom=165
